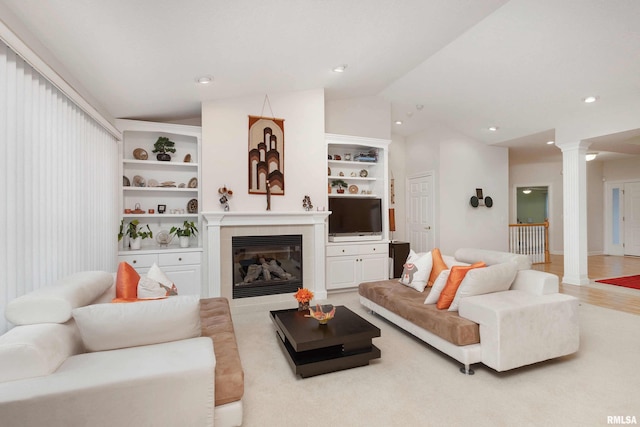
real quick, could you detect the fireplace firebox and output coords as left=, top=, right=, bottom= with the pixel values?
left=232, top=234, right=302, bottom=299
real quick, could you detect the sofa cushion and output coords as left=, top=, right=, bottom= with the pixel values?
left=424, top=269, right=450, bottom=304
left=436, top=263, right=486, bottom=310
left=200, top=297, right=245, bottom=406
left=399, top=250, right=433, bottom=292
left=359, top=280, right=480, bottom=346
left=427, top=248, right=448, bottom=287
left=448, top=262, right=518, bottom=311
left=0, top=321, right=83, bottom=383
left=454, top=248, right=532, bottom=270
left=5, top=271, right=114, bottom=325
left=72, top=295, right=202, bottom=351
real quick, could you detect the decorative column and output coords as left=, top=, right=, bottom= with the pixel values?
left=559, top=141, right=591, bottom=285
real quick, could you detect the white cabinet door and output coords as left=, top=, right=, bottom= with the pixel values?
left=162, top=264, right=202, bottom=296
left=360, top=254, right=388, bottom=282
left=326, top=256, right=358, bottom=290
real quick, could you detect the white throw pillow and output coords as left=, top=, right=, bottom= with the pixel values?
left=424, top=269, right=450, bottom=304
left=399, top=250, right=433, bottom=292
left=137, top=276, right=169, bottom=299
left=5, top=271, right=114, bottom=325
left=147, top=263, right=174, bottom=288
left=72, top=295, right=202, bottom=352
left=448, top=262, right=518, bottom=311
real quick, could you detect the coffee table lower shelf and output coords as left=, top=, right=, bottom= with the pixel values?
left=275, top=333, right=381, bottom=378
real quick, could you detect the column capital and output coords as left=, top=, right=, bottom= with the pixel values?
left=556, top=140, right=592, bottom=152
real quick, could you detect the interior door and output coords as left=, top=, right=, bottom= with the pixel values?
left=406, top=173, right=434, bottom=253
left=624, top=181, right=640, bottom=256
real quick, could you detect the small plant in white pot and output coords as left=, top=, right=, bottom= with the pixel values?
left=125, top=219, right=153, bottom=250
left=170, top=221, right=198, bottom=248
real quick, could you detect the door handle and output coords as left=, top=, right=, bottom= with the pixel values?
left=424, top=226, right=431, bottom=230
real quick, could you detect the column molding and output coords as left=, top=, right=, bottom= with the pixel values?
left=558, top=140, right=591, bottom=285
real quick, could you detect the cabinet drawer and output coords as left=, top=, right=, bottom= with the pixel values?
left=158, top=251, right=202, bottom=266
left=118, top=254, right=157, bottom=268
left=326, top=245, right=359, bottom=257
left=358, top=243, right=388, bottom=255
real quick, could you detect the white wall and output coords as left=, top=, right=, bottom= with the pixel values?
left=602, top=156, right=640, bottom=182
left=325, top=96, right=391, bottom=139
left=405, top=124, right=509, bottom=255
left=201, top=89, right=326, bottom=212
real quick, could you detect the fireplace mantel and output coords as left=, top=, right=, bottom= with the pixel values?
left=202, top=211, right=330, bottom=303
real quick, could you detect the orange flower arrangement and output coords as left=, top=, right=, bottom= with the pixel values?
left=293, top=288, right=314, bottom=303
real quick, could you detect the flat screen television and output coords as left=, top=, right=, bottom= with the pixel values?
left=328, top=197, right=382, bottom=240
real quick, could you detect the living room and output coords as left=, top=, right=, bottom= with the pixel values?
left=1, top=1, right=640, bottom=426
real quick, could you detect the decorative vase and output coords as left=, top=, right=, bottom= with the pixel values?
left=298, top=301, right=310, bottom=311
left=156, top=153, right=171, bottom=161
left=130, top=237, right=142, bottom=250
left=179, top=236, right=190, bottom=248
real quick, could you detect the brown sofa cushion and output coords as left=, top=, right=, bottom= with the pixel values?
left=200, top=297, right=244, bottom=406
left=359, top=280, right=480, bottom=346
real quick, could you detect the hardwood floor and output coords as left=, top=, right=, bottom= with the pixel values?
left=532, top=254, right=640, bottom=315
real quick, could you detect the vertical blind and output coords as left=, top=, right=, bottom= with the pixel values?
left=0, top=41, right=119, bottom=333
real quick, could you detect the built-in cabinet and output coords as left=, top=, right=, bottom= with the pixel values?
left=325, top=134, right=391, bottom=290
left=116, top=119, right=203, bottom=296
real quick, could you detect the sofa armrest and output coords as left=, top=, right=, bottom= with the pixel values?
left=0, top=337, right=215, bottom=427
left=509, top=269, right=559, bottom=295
left=459, top=290, right=579, bottom=371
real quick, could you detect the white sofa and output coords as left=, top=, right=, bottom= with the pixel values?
left=0, top=271, right=243, bottom=427
left=359, top=248, right=580, bottom=374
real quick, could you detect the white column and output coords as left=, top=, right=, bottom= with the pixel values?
left=559, top=141, right=591, bottom=285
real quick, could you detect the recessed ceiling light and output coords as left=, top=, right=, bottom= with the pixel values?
left=488, top=126, right=499, bottom=131
left=546, top=140, right=555, bottom=145
left=583, top=95, right=598, bottom=103
left=586, top=152, right=598, bottom=161
left=332, top=64, right=347, bottom=73
left=395, top=120, right=403, bottom=125
left=195, top=75, right=213, bottom=84
left=522, top=189, right=532, bottom=194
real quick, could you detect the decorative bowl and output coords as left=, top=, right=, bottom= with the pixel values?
left=305, top=304, right=336, bottom=325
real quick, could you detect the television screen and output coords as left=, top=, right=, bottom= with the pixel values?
left=328, top=198, right=382, bottom=235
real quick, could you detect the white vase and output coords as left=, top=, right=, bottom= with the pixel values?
left=179, top=236, right=190, bottom=248
left=130, top=237, right=142, bottom=250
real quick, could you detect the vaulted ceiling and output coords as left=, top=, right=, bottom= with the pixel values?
left=2, top=0, right=640, bottom=161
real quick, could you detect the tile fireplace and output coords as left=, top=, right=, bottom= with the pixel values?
left=202, top=211, right=331, bottom=306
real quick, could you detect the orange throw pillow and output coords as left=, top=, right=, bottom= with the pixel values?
left=436, top=262, right=485, bottom=310
left=427, top=248, right=447, bottom=287
left=113, top=262, right=139, bottom=302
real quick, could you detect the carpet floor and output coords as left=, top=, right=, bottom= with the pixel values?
left=595, top=275, right=640, bottom=290
left=230, top=291, right=639, bottom=427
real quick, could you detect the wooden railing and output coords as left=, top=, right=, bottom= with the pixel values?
left=509, top=219, right=550, bottom=264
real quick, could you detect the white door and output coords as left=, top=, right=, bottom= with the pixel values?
left=406, top=173, right=434, bottom=253
left=624, top=182, right=640, bottom=256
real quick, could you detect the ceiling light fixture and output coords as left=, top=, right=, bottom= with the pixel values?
left=395, top=120, right=403, bottom=125
left=195, top=75, right=213, bottom=84
left=586, top=152, right=598, bottom=161
left=583, top=95, right=598, bottom=103
left=416, top=104, right=424, bottom=111
left=522, top=189, right=532, bottom=194
left=332, top=64, right=347, bottom=73
left=488, top=126, right=499, bottom=131
left=546, top=140, right=555, bottom=145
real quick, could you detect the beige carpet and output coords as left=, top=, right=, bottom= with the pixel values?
left=230, top=291, right=639, bottom=427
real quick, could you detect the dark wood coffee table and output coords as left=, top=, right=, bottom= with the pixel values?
left=270, top=305, right=381, bottom=378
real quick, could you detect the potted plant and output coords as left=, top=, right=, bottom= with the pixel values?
left=331, top=179, right=348, bottom=194
left=152, top=136, right=176, bottom=161
left=170, top=220, right=198, bottom=248
left=125, top=219, right=153, bottom=250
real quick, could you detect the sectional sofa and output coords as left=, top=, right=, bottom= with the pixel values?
left=359, top=248, right=580, bottom=374
left=0, top=270, right=243, bottom=427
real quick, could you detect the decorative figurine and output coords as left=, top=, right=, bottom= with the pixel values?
left=303, top=195, right=313, bottom=211
left=266, top=180, right=271, bottom=211
left=218, top=186, right=233, bottom=211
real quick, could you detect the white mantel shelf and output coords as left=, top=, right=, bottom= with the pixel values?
left=202, top=211, right=331, bottom=226
left=201, top=211, right=331, bottom=301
